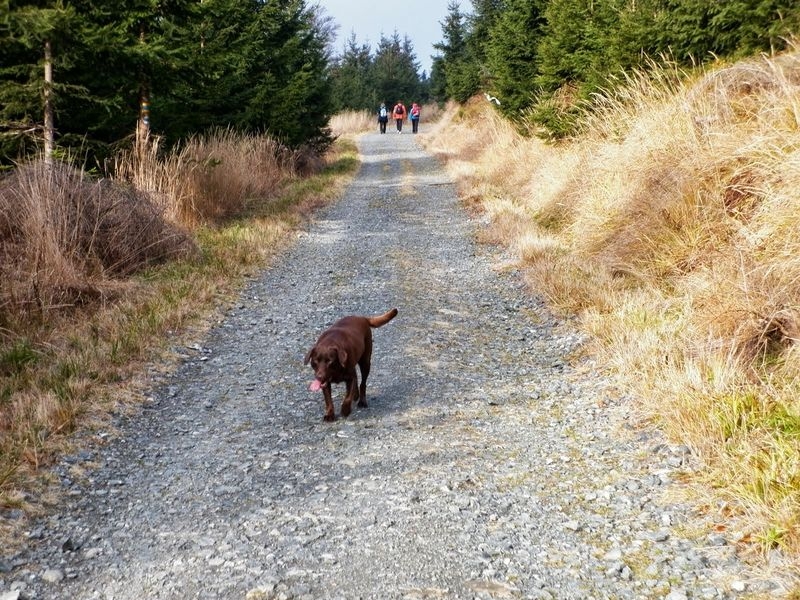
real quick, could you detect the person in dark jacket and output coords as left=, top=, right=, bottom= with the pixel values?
left=377, top=103, right=388, bottom=134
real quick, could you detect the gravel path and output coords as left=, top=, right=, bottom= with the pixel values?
left=1, top=133, right=788, bottom=599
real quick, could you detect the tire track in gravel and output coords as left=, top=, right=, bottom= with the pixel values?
left=2, top=133, right=782, bottom=599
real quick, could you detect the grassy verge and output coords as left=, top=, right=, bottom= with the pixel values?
left=423, top=51, right=800, bottom=583
left=0, top=135, right=359, bottom=549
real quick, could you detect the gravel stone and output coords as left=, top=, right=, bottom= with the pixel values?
left=40, top=569, right=64, bottom=584
left=0, top=133, right=792, bottom=598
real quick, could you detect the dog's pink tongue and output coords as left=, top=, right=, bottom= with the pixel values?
left=309, top=379, right=323, bottom=392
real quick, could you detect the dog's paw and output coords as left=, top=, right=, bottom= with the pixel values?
left=323, top=413, right=336, bottom=422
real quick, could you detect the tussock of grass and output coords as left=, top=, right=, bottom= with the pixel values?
left=0, top=162, right=197, bottom=320
left=329, top=109, right=376, bottom=137
left=425, top=51, right=800, bottom=579
left=0, top=133, right=358, bottom=547
left=112, top=129, right=299, bottom=227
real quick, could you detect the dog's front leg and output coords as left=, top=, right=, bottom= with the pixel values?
left=322, top=386, right=336, bottom=422
left=340, top=376, right=357, bottom=418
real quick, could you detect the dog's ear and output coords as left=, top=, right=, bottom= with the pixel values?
left=336, top=347, right=348, bottom=367
left=304, top=347, right=314, bottom=365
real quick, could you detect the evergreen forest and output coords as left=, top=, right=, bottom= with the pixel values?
left=431, top=0, right=800, bottom=137
left=1, top=0, right=337, bottom=165
left=327, top=30, right=431, bottom=113
left=2, top=0, right=800, bottom=164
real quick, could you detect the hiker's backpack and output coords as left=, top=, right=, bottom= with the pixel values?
left=380, top=106, right=387, bottom=118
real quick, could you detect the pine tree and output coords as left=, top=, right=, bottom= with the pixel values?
left=1, top=1, right=78, bottom=160
left=485, top=0, right=546, bottom=115
left=238, top=0, right=333, bottom=148
left=429, top=56, right=448, bottom=104
left=535, top=0, right=598, bottom=92
left=330, top=32, right=374, bottom=111
left=373, top=32, right=423, bottom=106
left=74, top=0, right=198, bottom=152
left=433, top=1, right=479, bottom=103
left=174, top=0, right=259, bottom=137
left=2, top=0, right=338, bottom=163
left=465, top=0, right=504, bottom=87
left=328, top=30, right=428, bottom=112
left=603, top=0, right=663, bottom=76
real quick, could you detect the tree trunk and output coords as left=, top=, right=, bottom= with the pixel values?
left=43, top=38, right=54, bottom=164
left=136, top=24, right=150, bottom=158
left=137, top=86, right=150, bottom=155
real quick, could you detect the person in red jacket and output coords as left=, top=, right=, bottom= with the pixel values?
left=392, top=101, right=407, bottom=133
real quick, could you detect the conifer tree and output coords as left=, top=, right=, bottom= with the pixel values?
left=428, top=56, right=448, bottom=104
left=238, top=0, right=333, bottom=147
left=485, top=0, right=546, bottom=116
left=465, top=0, right=503, bottom=87
left=330, top=32, right=374, bottom=111
left=0, top=1, right=77, bottom=160
left=602, top=0, right=662, bottom=76
left=72, top=0, right=198, bottom=151
left=373, top=32, right=423, bottom=106
left=2, top=0, right=338, bottom=163
left=327, top=30, right=428, bottom=111
left=535, top=0, right=598, bottom=92
left=433, top=1, right=479, bottom=103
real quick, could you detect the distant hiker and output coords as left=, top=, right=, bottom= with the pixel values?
left=409, top=102, right=421, bottom=134
left=392, top=101, right=407, bottom=133
left=378, top=103, right=388, bottom=134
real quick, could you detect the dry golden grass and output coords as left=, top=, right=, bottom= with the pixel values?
left=0, top=161, right=197, bottom=319
left=329, top=109, right=375, bottom=137
left=424, top=51, right=800, bottom=581
left=113, top=129, right=298, bottom=227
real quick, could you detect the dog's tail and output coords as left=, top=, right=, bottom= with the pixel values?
left=367, top=308, right=398, bottom=328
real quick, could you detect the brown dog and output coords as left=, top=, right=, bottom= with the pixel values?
left=304, top=308, right=398, bottom=421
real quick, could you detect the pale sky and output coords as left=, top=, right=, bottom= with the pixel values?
left=317, top=0, right=459, bottom=76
